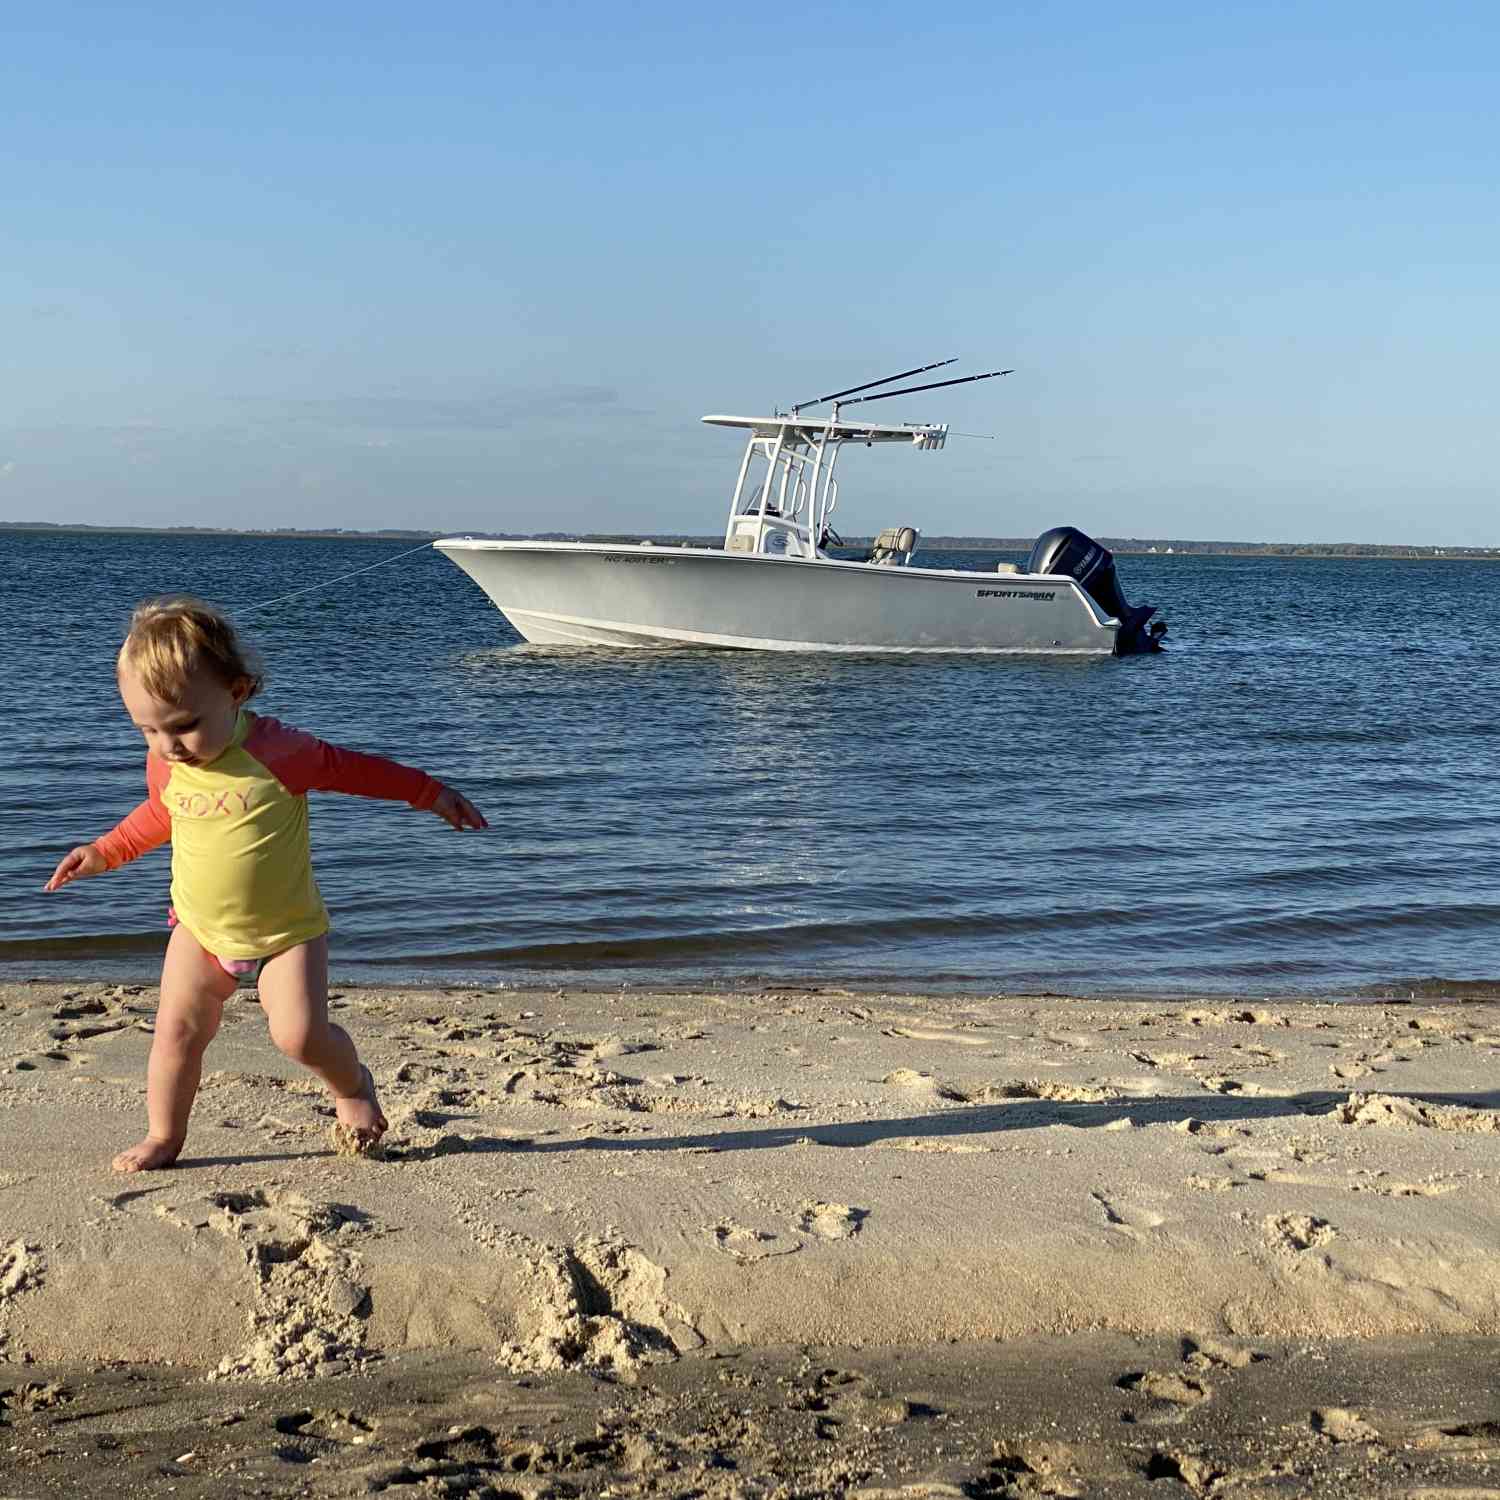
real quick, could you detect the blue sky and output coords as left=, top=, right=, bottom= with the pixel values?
left=3, top=2, right=1496, bottom=542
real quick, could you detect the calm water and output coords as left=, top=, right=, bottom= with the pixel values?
left=5, top=530, right=1499, bottom=997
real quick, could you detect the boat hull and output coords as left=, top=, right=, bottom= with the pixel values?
left=433, top=541, right=1122, bottom=653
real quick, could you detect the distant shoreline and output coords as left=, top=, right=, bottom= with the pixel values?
left=3, top=520, right=1494, bottom=560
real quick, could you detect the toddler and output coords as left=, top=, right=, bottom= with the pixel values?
left=44, top=595, right=487, bottom=1172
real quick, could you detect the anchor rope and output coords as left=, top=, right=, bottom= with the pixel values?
left=235, top=540, right=436, bottom=615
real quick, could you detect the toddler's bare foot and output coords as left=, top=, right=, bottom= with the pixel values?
left=333, top=1065, right=387, bottom=1152
left=113, top=1135, right=184, bottom=1173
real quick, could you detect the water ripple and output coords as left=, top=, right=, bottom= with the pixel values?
left=7, top=533, right=1500, bottom=996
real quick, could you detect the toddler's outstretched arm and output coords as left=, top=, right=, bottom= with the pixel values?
left=44, top=845, right=108, bottom=892
left=430, top=784, right=487, bottom=831
left=47, top=769, right=174, bottom=894
left=247, top=717, right=487, bottom=831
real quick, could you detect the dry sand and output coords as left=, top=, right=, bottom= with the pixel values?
left=3, top=977, right=1500, bottom=1496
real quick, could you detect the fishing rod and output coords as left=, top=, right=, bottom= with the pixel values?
left=789, top=358, right=956, bottom=414
left=833, top=368, right=1014, bottom=410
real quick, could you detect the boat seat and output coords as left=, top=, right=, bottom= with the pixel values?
left=994, top=562, right=1021, bottom=574
left=870, top=525, right=919, bottom=566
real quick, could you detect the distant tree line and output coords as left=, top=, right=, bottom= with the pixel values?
left=4, top=521, right=1495, bottom=558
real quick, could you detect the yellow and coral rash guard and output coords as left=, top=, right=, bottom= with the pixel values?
left=92, top=711, right=442, bottom=959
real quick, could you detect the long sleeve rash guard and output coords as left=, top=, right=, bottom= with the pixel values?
left=92, top=710, right=443, bottom=959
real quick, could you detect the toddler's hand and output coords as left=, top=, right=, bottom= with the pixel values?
left=430, top=785, right=488, bottom=831
left=45, top=845, right=108, bottom=892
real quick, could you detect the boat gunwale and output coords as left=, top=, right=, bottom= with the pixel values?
left=431, top=537, right=1086, bottom=592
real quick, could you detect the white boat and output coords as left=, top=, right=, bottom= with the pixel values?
left=435, top=368, right=1165, bottom=655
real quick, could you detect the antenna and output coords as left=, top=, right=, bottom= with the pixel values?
left=790, top=358, right=956, bottom=414
left=834, top=368, right=1014, bottom=409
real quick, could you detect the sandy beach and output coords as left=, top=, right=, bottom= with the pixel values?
left=4, top=977, right=1500, bottom=1496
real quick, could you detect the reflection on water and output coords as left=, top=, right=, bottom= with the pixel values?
left=5, top=531, right=1500, bottom=997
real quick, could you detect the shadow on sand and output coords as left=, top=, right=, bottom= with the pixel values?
left=525, top=1088, right=1500, bottom=1156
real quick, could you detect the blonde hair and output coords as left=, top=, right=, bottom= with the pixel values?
left=117, top=596, right=264, bottom=703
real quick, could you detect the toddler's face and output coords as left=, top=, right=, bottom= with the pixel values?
left=118, top=665, right=251, bottom=769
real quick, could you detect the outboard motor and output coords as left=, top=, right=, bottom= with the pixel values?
left=1026, top=526, right=1166, bottom=654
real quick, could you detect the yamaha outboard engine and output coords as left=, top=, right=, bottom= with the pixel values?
left=1026, top=526, right=1166, bottom=654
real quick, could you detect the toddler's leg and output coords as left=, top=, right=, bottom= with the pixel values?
left=114, top=924, right=237, bottom=1172
left=258, top=936, right=386, bottom=1145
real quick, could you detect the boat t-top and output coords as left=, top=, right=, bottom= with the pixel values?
left=435, top=361, right=1166, bottom=655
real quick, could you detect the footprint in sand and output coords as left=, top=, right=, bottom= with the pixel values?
left=984, top=1441, right=1082, bottom=1494
left=882, top=1026, right=989, bottom=1047
left=1181, top=1335, right=1266, bottom=1370
left=50, top=994, right=112, bottom=1019
left=1351, top=1174, right=1460, bottom=1199
left=883, top=1069, right=966, bottom=1103
left=1091, top=1191, right=1165, bottom=1234
left=1262, top=1212, right=1336, bottom=1252
left=1337, top=1093, right=1500, bottom=1134
left=9, top=1049, right=89, bottom=1072
left=787, top=1367, right=918, bottom=1443
left=1310, top=1407, right=1380, bottom=1443
left=0, top=1380, right=72, bottom=1415
left=575, top=1034, right=660, bottom=1061
left=797, top=1201, right=868, bottom=1240
left=498, top=1234, right=701, bottom=1377
left=1197, top=1074, right=1264, bottom=1096
left=1117, top=1369, right=1211, bottom=1424
left=1170, top=1118, right=1248, bottom=1142
left=1410, top=1421, right=1500, bottom=1453
left=1141, top=1452, right=1230, bottom=1489
left=710, top=1221, right=801, bottom=1261
left=1130, top=1051, right=1208, bottom=1072
left=1, top=1240, right=43, bottom=1301
left=1244, top=1166, right=1339, bottom=1188
left=1185, top=1173, right=1243, bottom=1192
left=1119, top=1370, right=1210, bottom=1402
left=274, top=1408, right=375, bottom=1442
left=155, top=1187, right=376, bottom=1380
left=1183, top=1008, right=1289, bottom=1028
left=46, top=1018, right=130, bottom=1044
left=982, top=1080, right=1119, bottom=1104
left=1232, top=1044, right=1287, bottom=1065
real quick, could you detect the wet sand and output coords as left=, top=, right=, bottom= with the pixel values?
left=3, top=978, right=1500, bottom=1495
left=7, top=1336, right=1500, bottom=1497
